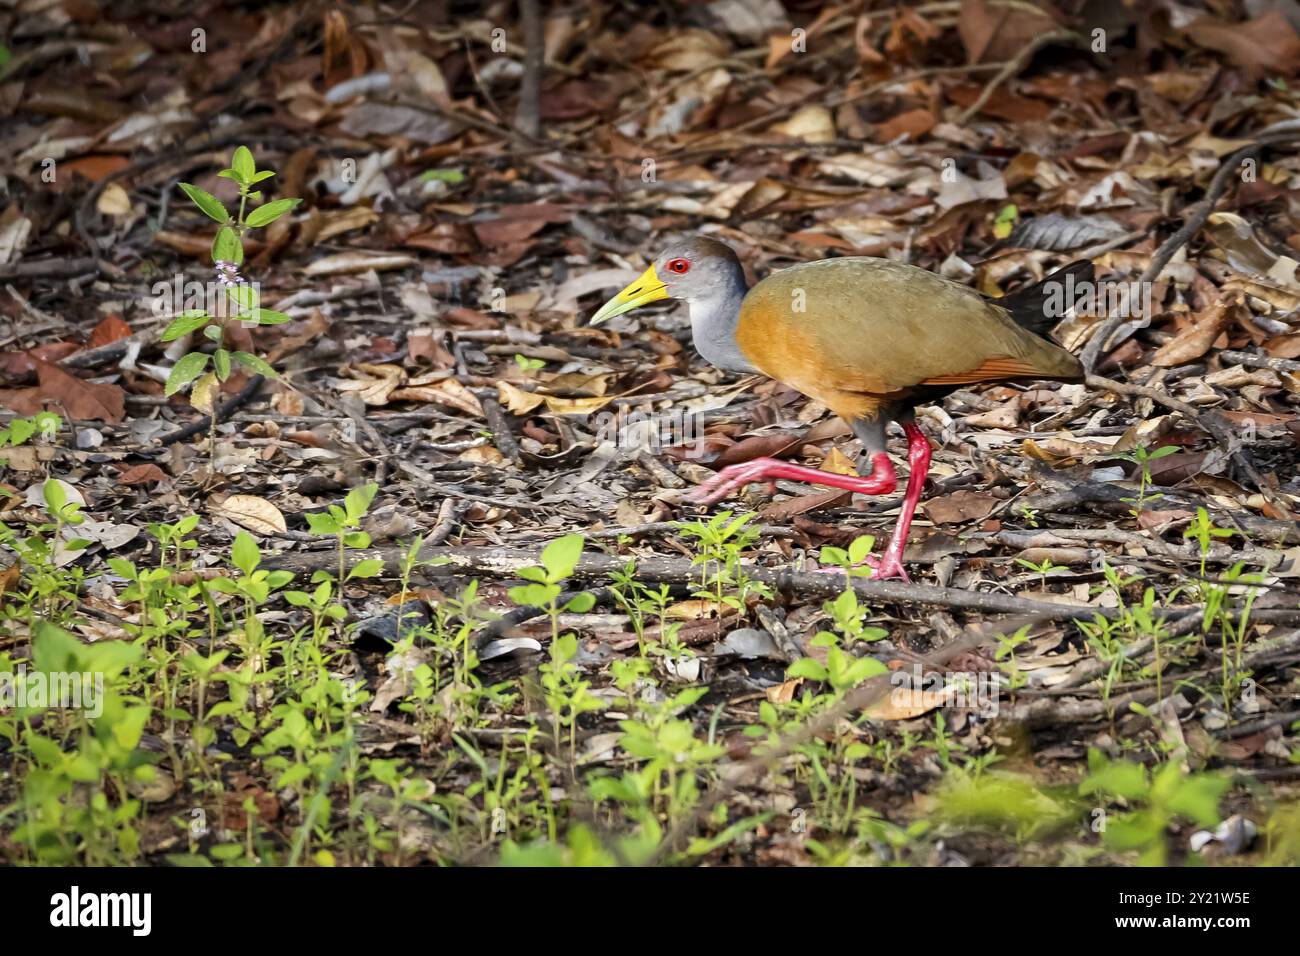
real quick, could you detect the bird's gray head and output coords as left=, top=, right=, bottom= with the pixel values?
left=589, top=237, right=745, bottom=323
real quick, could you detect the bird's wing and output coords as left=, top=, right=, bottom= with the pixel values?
left=736, top=258, right=1082, bottom=401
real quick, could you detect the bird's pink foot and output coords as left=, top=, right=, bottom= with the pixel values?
left=686, top=453, right=897, bottom=505
left=685, top=457, right=787, bottom=505
left=860, top=553, right=910, bottom=582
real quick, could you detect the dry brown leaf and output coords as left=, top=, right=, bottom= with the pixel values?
left=118, top=463, right=168, bottom=485
left=87, top=315, right=131, bottom=349
left=392, top=376, right=483, bottom=416
left=766, top=678, right=801, bottom=704
left=1183, top=10, right=1300, bottom=77
left=337, top=363, right=404, bottom=405
left=541, top=394, right=613, bottom=415
left=862, top=685, right=953, bottom=721
left=458, top=445, right=505, bottom=466
left=820, top=446, right=859, bottom=476
left=215, top=495, right=287, bottom=535
left=923, top=490, right=1000, bottom=525
left=29, top=359, right=125, bottom=422
left=498, top=381, right=544, bottom=415
left=1150, top=297, right=1235, bottom=366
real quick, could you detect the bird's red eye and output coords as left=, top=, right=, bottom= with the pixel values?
left=666, top=258, right=690, bottom=275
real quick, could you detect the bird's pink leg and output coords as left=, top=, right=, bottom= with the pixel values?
left=686, top=451, right=897, bottom=505
left=862, top=422, right=931, bottom=581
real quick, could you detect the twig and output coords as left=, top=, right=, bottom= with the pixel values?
left=516, top=0, right=544, bottom=139
left=159, top=374, right=265, bottom=447
left=479, top=396, right=521, bottom=464
left=1079, top=143, right=1260, bottom=372
left=956, top=30, right=1080, bottom=124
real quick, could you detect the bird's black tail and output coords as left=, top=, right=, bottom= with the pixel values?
left=1000, top=260, right=1095, bottom=337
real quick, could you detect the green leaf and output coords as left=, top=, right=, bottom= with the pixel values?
left=344, top=483, right=379, bottom=523
left=42, top=477, right=66, bottom=513
left=564, top=592, right=596, bottom=613
left=232, top=352, right=278, bottom=378
left=231, top=146, right=256, bottom=185
left=305, top=512, right=341, bottom=535
left=541, top=534, right=584, bottom=582
left=165, top=352, right=210, bottom=396
left=178, top=183, right=229, bottom=224
left=787, top=658, right=828, bottom=682
left=508, top=583, right=555, bottom=608
left=420, top=168, right=465, bottom=184
left=242, top=308, right=291, bottom=325
left=226, top=284, right=259, bottom=311
left=250, top=170, right=276, bottom=184
left=1167, top=774, right=1230, bottom=829
left=212, top=226, right=243, bottom=264
left=231, top=531, right=259, bottom=575
left=245, top=198, right=300, bottom=228
left=213, top=348, right=231, bottom=380
left=848, top=534, right=875, bottom=565
left=1080, top=758, right=1148, bottom=801
left=161, top=310, right=211, bottom=342
left=347, top=559, right=384, bottom=580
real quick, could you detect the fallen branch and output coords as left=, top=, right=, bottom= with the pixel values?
left=272, top=544, right=1158, bottom=623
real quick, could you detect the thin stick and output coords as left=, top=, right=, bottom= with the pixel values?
left=956, top=30, right=1080, bottom=124
left=1079, top=143, right=1260, bottom=372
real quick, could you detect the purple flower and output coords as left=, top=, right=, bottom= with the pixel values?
left=214, top=261, right=243, bottom=287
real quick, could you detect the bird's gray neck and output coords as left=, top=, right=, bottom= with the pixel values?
left=688, top=274, right=754, bottom=373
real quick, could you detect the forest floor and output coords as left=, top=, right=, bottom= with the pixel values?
left=1, top=1, right=1300, bottom=866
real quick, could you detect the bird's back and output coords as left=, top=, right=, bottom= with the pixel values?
left=735, top=257, right=1083, bottom=421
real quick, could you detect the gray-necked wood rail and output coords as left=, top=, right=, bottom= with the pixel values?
left=590, top=237, right=1090, bottom=581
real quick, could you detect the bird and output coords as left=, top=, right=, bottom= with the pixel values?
left=590, top=237, right=1090, bottom=581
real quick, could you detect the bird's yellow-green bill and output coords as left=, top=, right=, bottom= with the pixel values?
left=589, top=265, right=668, bottom=324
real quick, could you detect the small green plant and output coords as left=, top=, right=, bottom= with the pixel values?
left=0, top=479, right=92, bottom=623
left=818, top=533, right=877, bottom=580
left=305, top=482, right=382, bottom=599
left=1015, top=556, right=1066, bottom=590
left=608, top=558, right=672, bottom=656
left=508, top=534, right=595, bottom=644
left=1114, top=444, right=1178, bottom=517
left=0, top=411, right=60, bottom=467
left=676, top=511, right=771, bottom=611
left=1183, top=506, right=1234, bottom=582
left=164, top=146, right=300, bottom=457
left=538, top=633, right=602, bottom=758
left=1080, top=749, right=1229, bottom=865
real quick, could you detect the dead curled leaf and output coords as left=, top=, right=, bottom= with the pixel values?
left=390, top=375, right=483, bottom=417
left=0, top=359, right=126, bottom=423
left=117, top=463, right=168, bottom=485
left=922, top=490, right=1001, bottom=525
left=214, top=494, right=287, bottom=535
left=1149, top=296, right=1237, bottom=366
